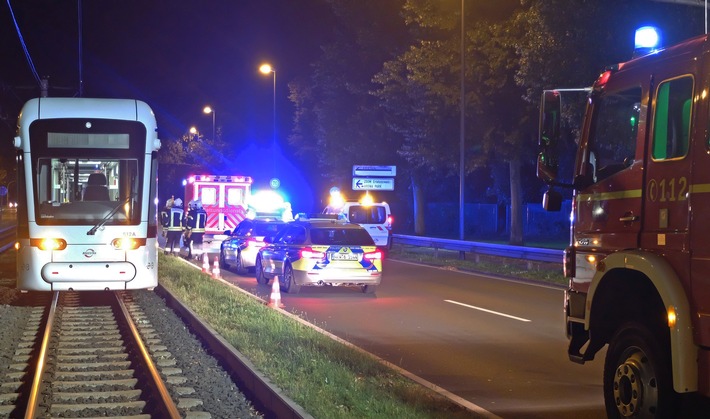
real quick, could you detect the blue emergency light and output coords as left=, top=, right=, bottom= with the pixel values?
left=634, top=26, right=662, bottom=57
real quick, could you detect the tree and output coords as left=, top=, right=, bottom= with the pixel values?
left=288, top=0, right=410, bottom=206
left=373, top=0, right=529, bottom=241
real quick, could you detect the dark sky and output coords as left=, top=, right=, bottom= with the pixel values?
left=0, top=0, right=336, bottom=209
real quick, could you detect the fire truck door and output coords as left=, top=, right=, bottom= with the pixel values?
left=574, top=82, right=645, bottom=254
left=641, top=75, right=692, bottom=272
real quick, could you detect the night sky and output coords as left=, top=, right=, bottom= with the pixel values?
left=0, top=0, right=336, bottom=210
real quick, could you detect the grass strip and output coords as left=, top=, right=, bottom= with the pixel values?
left=158, top=254, right=480, bottom=419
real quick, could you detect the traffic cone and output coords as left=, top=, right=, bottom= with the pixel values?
left=202, top=253, right=210, bottom=273
left=212, top=256, right=221, bottom=279
left=269, top=276, right=284, bottom=308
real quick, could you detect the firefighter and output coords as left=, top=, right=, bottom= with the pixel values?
left=163, top=198, right=184, bottom=255
left=159, top=196, right=174, bottom=237
left=186, top=199, right=207, bottom=260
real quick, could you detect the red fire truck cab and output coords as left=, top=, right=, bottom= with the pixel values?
left=538, top=30, right=710, bottom=417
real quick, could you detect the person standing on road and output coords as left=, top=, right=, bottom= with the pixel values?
left=185, top=199, right=207, bottom=260
left=164, top=198, right=184, bottom=255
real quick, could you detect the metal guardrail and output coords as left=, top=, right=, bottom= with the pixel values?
left=392, top=234, right=563, bottom=264
left=0, top=225, right=15, bottom=253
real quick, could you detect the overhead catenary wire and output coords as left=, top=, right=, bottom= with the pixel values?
left=5, top=0, right=42, bottom=88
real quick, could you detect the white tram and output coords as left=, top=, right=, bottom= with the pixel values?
left=13, top=98, right=161, bottom=291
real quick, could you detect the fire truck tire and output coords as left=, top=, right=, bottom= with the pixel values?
left=283, top=265, right=300, bottom=294
left=603, top=321, right=677, bottom=419
left=255, top=257, right=268, bottom=285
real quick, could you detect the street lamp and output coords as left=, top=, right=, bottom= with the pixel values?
left=459, top=0, right=466, bottom=256
left=259, top=63, right=277, bottom=179
left=203, top=106, right=215, bottom=142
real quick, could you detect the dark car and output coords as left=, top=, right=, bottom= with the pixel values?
left=219, top=217, right=287, bottom=275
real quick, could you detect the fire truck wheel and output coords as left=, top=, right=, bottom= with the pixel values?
left=235, top=251, right=246, bottom=275
left=255, top=257, right=268, bottom=285
left=283, top=265, right=301, bottom=294
left=603, top=321, right=677, bottom=419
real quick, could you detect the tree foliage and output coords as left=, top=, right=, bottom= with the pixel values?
left=288, top=0, right=704, bottom=240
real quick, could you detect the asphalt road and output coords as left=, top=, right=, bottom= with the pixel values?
left=213, top=253, right=606, bottom=419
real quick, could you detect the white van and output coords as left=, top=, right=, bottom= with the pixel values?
left=324, top=201, right=392, bottom=248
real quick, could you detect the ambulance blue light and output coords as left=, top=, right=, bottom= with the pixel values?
left=635, top=26, right=661, bottom=51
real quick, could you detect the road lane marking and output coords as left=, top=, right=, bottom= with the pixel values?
left=445, top=299, right=531, bottom=322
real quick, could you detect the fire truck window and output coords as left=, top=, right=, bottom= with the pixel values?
left=588, top=86, right=642, bottom=182
left=653, top=76, right=693, bottom=160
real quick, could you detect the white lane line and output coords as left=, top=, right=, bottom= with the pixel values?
left=445, top=299, right=531, bottom=322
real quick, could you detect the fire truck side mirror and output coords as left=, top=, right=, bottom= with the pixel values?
left=542, top=187, right=562, bottom=212
left=538, top=90, right=562, bottom=184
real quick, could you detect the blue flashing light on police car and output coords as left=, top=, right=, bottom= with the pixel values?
left=634, top=25, right=662, bottom=57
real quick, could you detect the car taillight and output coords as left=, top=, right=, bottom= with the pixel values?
left=301, top=248, right=326, bottom=259
left=364, top=250, right=383, bottom=260
left=386, top=215, right=393, bottom=230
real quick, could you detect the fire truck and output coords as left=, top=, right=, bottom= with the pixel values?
left=184, top=174, right=252, bottom=239
left=537, top=27, right=710, bottom=417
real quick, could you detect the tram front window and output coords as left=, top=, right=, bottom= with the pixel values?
left=34, top=157, right=142, bottom=226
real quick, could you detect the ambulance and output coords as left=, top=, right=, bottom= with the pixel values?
left=183, top=175, right=252, bottom=244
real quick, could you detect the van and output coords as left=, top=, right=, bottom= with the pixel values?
left=324, top=201, right=392, bottom=248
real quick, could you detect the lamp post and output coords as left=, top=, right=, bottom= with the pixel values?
left=203, top=106, right=215, bottom=142
left=459, top=0, right=466, bottom=257
left=259, top=63, right=277, bottom=179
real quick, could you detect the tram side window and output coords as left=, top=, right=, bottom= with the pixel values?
left=653, top=76, right=693, bottom=160
left=588, top=86, right=642, bottom=183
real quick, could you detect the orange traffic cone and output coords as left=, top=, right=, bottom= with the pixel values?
left=202, top=253, right=210, bottom=273
left=212, top=256, right=221, bottom=279
left=269, top=276, right=284, bottom=308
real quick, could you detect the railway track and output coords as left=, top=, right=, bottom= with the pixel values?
left=1, top=290, right=194, bottom=418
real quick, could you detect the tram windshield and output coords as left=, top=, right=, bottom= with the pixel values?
left=34, top=157, right=142, bottom=226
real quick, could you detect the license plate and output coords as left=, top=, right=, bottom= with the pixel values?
left=330, top=253, right=359, bottom=261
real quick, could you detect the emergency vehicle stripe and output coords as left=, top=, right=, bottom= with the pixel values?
left=576, top=189, right=642, bottom=202
left=577, top=184, right=710, bottom=203
left=689, top=183, right=710, bottom=194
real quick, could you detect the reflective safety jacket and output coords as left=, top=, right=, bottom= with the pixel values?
left=188, top=208, right=207, bottom=234
left=163, top=207, right=184, bottom=232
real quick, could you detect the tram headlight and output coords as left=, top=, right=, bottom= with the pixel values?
left=33, top=238, right=67, bottom=251
left=111, top=237, right=144, bottom=250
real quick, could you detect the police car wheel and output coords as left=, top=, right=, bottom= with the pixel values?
left=236, top=252, right=246, bottom=275
left=219, top=249, right=230, bottom=269
left=362, top=284, right=377, bottom=294
left=255, top=257, right=268, bottom=285
left=283, top=265, right=300, bottom=294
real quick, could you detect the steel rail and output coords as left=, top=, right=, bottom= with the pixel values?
left=115, top=291, right=182, bottom=419
left=25, top=291, right=58, bottom=419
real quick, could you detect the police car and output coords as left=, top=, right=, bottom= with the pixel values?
left=254, top=214, right=383, bottom=294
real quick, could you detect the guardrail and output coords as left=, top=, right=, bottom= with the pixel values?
left=391, top=234, right=563, bottom=264
left=0, top=225, right=16, bottom=253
